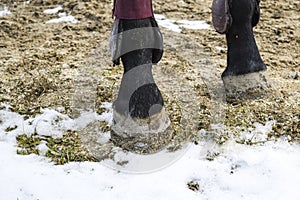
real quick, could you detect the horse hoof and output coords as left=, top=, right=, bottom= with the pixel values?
left=222, top=70, right=274, bottom=101
left=111, top=107, right=173, bottom=154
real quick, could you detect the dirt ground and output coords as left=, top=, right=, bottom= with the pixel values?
left=0, top=0, right=299, bottom=148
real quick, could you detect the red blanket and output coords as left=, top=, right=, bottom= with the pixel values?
left=114, top=0, right=153, bottom=19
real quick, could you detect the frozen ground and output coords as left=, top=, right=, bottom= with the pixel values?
left=1, top=105, right=300, bottom=200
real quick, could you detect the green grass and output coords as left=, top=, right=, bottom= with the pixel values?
left=16, top=131, right=97, bottom=165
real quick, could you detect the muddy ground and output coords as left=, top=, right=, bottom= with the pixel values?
left=0, top=0, right=299, bottom=157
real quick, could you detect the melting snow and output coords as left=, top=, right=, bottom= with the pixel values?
left=44, top=5, right=63, bottom=14
left=0, top=6, right=12, bottom=17
left=177, top=19, right=210, bottom=30
left=154, top=14, right=210, bottom=33
left=216, top=46, right=226, bottom=51
left=46, top=12, right=78, bottom=24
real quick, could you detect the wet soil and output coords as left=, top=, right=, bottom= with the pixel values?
left=1, top=0, right=299, bottom=146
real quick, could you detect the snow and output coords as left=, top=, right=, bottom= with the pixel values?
left=240, top=121, right=276, bottom=143
left=154, top=14, right=210, bottom=33
left=43, top=5, right=63, bottom=15
left=177, top=19, right=210, bottom=30
left=0, top=6, right=12, bottom=17
left=216, top=46, right=226, bottom=51
left=0, top=107, right=74, bottom=139
left=45, top=12, right=78, bottom=24
left=1, top=103, right=300, bottom=199
left=36, top=141, right=49, bottom=156
left=154, top=14, right=181, bottom=33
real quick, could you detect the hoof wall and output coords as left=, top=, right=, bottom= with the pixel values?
left=222, top=71, right=273, bottom=101
left=111, top=108, right=173, bottom=154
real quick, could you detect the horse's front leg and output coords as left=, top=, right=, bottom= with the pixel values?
left=110, top=19, right=172, bottom=154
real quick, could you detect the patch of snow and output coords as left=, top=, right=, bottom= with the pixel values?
left=46, top=12, right=78, bottom=24
left=96, top=131, right=110, bottom=145
left=43, top=5, right=63, bottom=14
left=32, top=108, right=75, bottom=138
left=1, top=105, right=300, bottom=199
left=73, top=111, right=99, bottom=130
left=58, top=12, right=67, bottom=17
left=0, top=103, right=111, bottom=139
left=177, top=20, right=210, bottom=30
left=216, top=46, right=226, bottom=51
left=154, top=14, right=210, bottom=33
left=55, top=107, right=65, bottom=113
left=101, top=102, right=113, bottom=111
left=95, top=102, right=113, bottom=125
left=155, top=14, right=181, bottom=33
left=36, top=141, right=49, bottom=156
left=240, top=121, right=276, bottom=143
left=0, top=6, right=12, bottom=17
left=0, top=107, right=25, bottom=143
